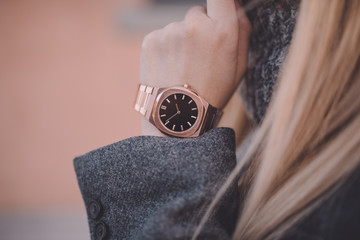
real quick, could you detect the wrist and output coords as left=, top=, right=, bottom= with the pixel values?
left=187, top=82, right=234, bottom=110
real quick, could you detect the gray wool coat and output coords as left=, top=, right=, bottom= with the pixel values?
left=74, top=0, right=360, bottom=239
left=74, top=128, right=360, bottom=240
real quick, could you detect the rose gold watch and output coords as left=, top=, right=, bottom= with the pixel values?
left=134, top=84, right=222, bottom=137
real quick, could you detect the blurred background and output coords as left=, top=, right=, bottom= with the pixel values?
left=0, top=0, right=207, bottom=239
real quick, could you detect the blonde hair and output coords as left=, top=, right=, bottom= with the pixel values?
left=193, top=0, right=360, bottom=239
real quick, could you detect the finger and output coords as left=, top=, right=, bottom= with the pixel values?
left=235, top=3, right=251, bottom=37
left=234, top=0, right=241, bottom=10
left=235, top=0, right=251, bottom=36
left=235, top=4, right=251, bottom=80
left=207, top=0, right=237, bottom=21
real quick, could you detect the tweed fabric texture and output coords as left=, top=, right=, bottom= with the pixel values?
left=74, top=128, right=238, bottom=239
left=74, top=127, right=360, bottom=239
left=240, top=0, right=300, bottom=124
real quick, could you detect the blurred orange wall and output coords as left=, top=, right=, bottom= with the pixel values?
left=0, top=0, right=145, bottom=210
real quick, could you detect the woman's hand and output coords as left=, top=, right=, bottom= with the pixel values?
left=140, top=0, right=251, bottom=109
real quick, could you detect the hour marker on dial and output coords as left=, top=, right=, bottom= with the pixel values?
left=187, top=122, right=192, bottom=127
left=192, top=108, right=197, bottom=111
left=160, top=114, right=166, bottom=118
left=166, top=99, right=170, bottom=103
left=188, top=100, right=193, bottom=104
left=191, top=116, right=197, bottom=119
left=161, top=106, right=167, bottom=110
left=172, top=125, right=176, bottom=131
left=174, top=95, right=177, bottom=100
left=182, top=95, right=185, bottom=100
left=181, top=125, right=184, bottom=131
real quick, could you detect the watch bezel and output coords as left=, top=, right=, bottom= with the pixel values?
left=152, top=86, right=207, bottom=137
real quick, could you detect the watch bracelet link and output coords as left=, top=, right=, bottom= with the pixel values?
left=202, top=104, right=223, bottom=132
left=134, top=84, right=158, bottom=117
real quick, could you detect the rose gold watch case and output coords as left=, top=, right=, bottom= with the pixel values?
left=150, top=85, right=209, bottom=138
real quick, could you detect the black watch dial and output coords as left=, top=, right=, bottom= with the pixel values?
left=159, top=94, right=199, bottom=132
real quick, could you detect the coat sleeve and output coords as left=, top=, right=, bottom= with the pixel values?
left=74, top=128, right=239, bottom=240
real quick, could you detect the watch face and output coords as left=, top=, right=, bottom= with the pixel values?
left=159, top=94, right=199, bottom=132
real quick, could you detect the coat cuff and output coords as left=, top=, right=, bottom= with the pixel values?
left=74, top=128, right=237, bottom=240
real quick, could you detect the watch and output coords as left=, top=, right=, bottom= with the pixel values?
left=134, top=84, right=222, bottom=137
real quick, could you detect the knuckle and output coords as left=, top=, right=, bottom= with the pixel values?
left=215, top=24, right=236, bottom=42
left=183, top=16, right=205, bottom=39
left=163, top=22, right=182, bottom=40
left=217, top=30, right=231, bottom=42
left=185, top=5, right=205, bottom=18
left=212, top=17, right=239, bottom=41
left=142, top=31, right=158, bottom=49
left=164, top=22, right=177, bottom=32
left=183, top=20, right=198, bottom=39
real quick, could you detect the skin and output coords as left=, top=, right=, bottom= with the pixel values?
left=140, top=0, right=251, bottom=136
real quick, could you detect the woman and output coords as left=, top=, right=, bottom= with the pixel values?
left=74, top=0, right=360, bottom=239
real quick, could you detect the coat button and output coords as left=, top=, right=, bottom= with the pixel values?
left=95, top=221, right=108, bottom=240
left=88, top=200, right=102, bottom=220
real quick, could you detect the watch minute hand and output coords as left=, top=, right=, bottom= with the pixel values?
left=165, top=112, right=179, bottom=122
